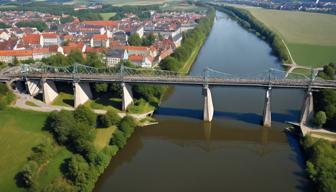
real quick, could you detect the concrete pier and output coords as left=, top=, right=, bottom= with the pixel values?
left=203, top=85, right=214, bottom=122
left=263, top=87, right=272, bottom=127
left=122, top=83, right=133, bottom=111
left=42, top=80, right=58, bottom=104
left=300, top=90, right=314, bottom=125
left=26, top=80, right=40, bottom=96
left=74, top=82, right=93, bottom=108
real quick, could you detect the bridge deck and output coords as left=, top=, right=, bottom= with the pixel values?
left=2, top=73, right=336, bottom=89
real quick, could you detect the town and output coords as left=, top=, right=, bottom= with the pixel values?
left=0, top=9, right=205, bottom=68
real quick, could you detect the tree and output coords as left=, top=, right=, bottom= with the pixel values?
left=119, top=116, right=136, bottom=138
left=16, top=21, right=47, bottom=32
left=128, top=34, right=142, bottom=46
left=142, top=33, right=155, bottom=46
left=19, top=161, right=38, bottom=188
left=73, top=105, right=96, bottom=127
left=68, top=50, right=84, bottom=64
left=99, top=110, right=121, bottom=128
left=160, top=56, right=181, bottom=71
left=110, top=130, right=127, bottom=149
left=94, top=83, right=108, bottom=93
left=314, top=111, right=327, bottom=128
left=65, top=155, right=90, bottom=186
left=86, top=52, right=104, bottom=67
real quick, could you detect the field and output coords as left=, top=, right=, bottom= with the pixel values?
left=94, top=126, right=116, bottom=150
left=0, top=108, right=49, bottom=191
left=242, top=7, right=336, bottom=67
left=100, top=12, right=116, bottom=20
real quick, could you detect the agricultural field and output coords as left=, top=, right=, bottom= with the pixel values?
left=243, top=7, right=336, bottom=67
left=160, top=2, right=206, bottom=11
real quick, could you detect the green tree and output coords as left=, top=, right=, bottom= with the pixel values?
left=73, top=105, right=96, bottom=127
left=142, top=33, right=155, bottom=46
left=68, top=50, right=84, bottom=64
left=99, top=110, right=121, bottom=128
left=94, top=83, right=108, bottom=93
left=160, top=56, right=181, bottom=71
left=19, top=161, right=38, bottom=188
left=314, top=111, right=327, bottom=128
left=65, top=155, right=90, bottom=187
left=110, top=130, right=127, bottom=149
left=119, top=116, right=136, bottom=138
left=128, top=34, right=142, bottom=46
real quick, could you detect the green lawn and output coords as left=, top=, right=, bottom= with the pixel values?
left=25, top=101, right=38, bottom=107
left=52, top=92, right=74, bottom=107
left=0, top=108, right=49, bottom=191
left=127, top=99, right=155, bottom=114
left=287, top=43, right=336, bottom=67
left=236, top=6, right=336, bottom=67
left=100, top=12, right=116, bottom=20
left=94, top=127, right=117, bottom=150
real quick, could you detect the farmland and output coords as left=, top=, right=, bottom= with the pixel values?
left=243, top=7, right=336, bottom=67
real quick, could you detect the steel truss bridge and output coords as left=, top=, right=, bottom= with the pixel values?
left=1, top=63, right=335, bottom=90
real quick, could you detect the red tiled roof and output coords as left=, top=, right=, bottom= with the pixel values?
left=92, top=34, right=108, bottom=40
left=123, top=46, right=149, bottom=52
left=33, top=48, right=50, bottom=54
left=22, top=34, right=41, bottom=45
left=0, top=50, right=33, bottom=57
left=42, top=33, right=58, bottom=39
left=129, top=54, right=144, bottom=62
left=83, top=20, right=119, bottom=27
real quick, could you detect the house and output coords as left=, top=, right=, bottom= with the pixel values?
left=42, top=33, right=60, bottom=46
left=105, top=48, right=128, bottom=67
left=90, top=34, right=109, bottom=48
left=158, top=48, right=173, bottom=63
left=129, top=54, right=153, bottom=68
left=131, top=26, right=144, bottom=38
left=62, top=42, right=86, bottom=55
left=171, top=33, right=182, bottom=48
left=0, top=49, right=33, bottom=63
left=22, top=34, right=43, bottom=48
left=0, top=30, right=10, bottom=41
left=83, top=20, right=119, bottom=31
left=32, top=48, right=50, bottom=60
left=123, top=46, right=149, bottom=56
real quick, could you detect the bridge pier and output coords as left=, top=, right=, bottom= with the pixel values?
left=263, top=87, right=272, bottom=127
left=122, top=83, right=133, bottom=111
left=74, top=82, right=93, bottom=108
left=300, top=90, right=314, bottom=125
left=26, top=79, right=41, bottom=96
left=203, top=85, right=214, bottom=122
left=42, top=79, right=58, bottom=104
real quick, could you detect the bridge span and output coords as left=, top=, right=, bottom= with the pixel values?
left=0, top=63, right=335, bottom=126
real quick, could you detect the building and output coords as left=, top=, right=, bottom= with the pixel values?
left=32, top=48, right=50, bottom=60
left=129, top=54, right=153, bottom=68
left=123, top=45, right=150, bottom=56
left=105, top=48, right=128, bottom=67
left=90, top=34, right=109, bottom=48
left=22, top=34, right=43, bottom=48
left=42, top=33, right=60, bottom=47
left=0, top=49, right=33, bottom=63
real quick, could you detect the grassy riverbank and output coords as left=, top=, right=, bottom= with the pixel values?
left=239, top=6, right=336, bottom=67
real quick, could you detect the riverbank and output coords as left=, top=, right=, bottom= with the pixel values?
left=211, top=4, right=292, bottom=65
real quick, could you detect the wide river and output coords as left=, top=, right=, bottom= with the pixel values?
left=95, top=11, right=312, bottom=192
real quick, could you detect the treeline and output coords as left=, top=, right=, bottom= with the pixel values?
left=302, top=136, right=336, bottom=192
left=16, top=21, right=47, bottom=32
left=213, top=5, right=291, bottom=64
left=0, top=22, right=9, bottom=29
left=0, top=83, right=15, bottom=110
left=314, top=63, right=336, bottom=130
left=17, top=105, right=138, bottom=191
left=101, top=4, right=159, bottom=20
left=160, top=8, right=215, bottom=72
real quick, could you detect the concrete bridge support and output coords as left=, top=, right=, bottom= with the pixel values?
left=263, top=87, right=272, bottom=127
left=203, top=85, right=214, bottom=122
left=122, top=83, right=133, bottom=111
left=74, top=82, right=93, bottom=108
left=42, top=80, right=58, bottom=104
left=26, top=80, right=41, bottom=96
left=300, top=90, right=314, bottom=125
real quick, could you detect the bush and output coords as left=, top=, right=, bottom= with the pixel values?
left=99, top=110, right=121, bottom=128
left=110, top=130, right=127, bottom=149
left=19, top=161, right=39, bottom=188
left=0, top=83, right=15, bottom=110
left=314, top=111, right=327, bottom=128
left=119, top=116, right=136, bottom=138
left=74, top=105, right=97, bottom=127
left=28, top=139, right=55, bottom=164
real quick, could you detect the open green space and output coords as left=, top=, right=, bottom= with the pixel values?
left=127, top=99, right=155, bottom=114
left=0, top=108, right=48, bottom=191
left=160, top=2, right=206, bottom=12
left=100, top=12, right=116, bottom=20
left=52, top=92, right=74, bottom=107
left=239, top=6, right=336, bottom=67
left=86, top=97, right=121, bottom=112
left=94, top=126, right=117, bottom=150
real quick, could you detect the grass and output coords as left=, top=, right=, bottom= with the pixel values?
left=127, top=99, right=155, bottom=114
left=160, top=2, right=206, bottom=12
left=25, top=101, right=38, bottom=107
left=85, top=97, right=121, bottom=112
left=52, top=92, right=74, bottom=107
left=291, top=68, right=312, bottom=76
left=100, top=12, right=116, bottom=20
left=180, top=36, right=205, bottom=73
left=239, top=6, right=336, bottom=67
left=94, top=127, right=117, bottom=151
left=37, top=146, right=72, bottom=186
left=0, top=108, right=49, bottom=191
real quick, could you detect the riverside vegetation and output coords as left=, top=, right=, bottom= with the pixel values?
left=212, top=5, right=291, bottom=64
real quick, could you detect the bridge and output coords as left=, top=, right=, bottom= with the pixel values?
left=1, top=63, right=335, bottom=126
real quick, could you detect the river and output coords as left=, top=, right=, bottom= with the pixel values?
left=95, top=11, right=312, bottom=192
